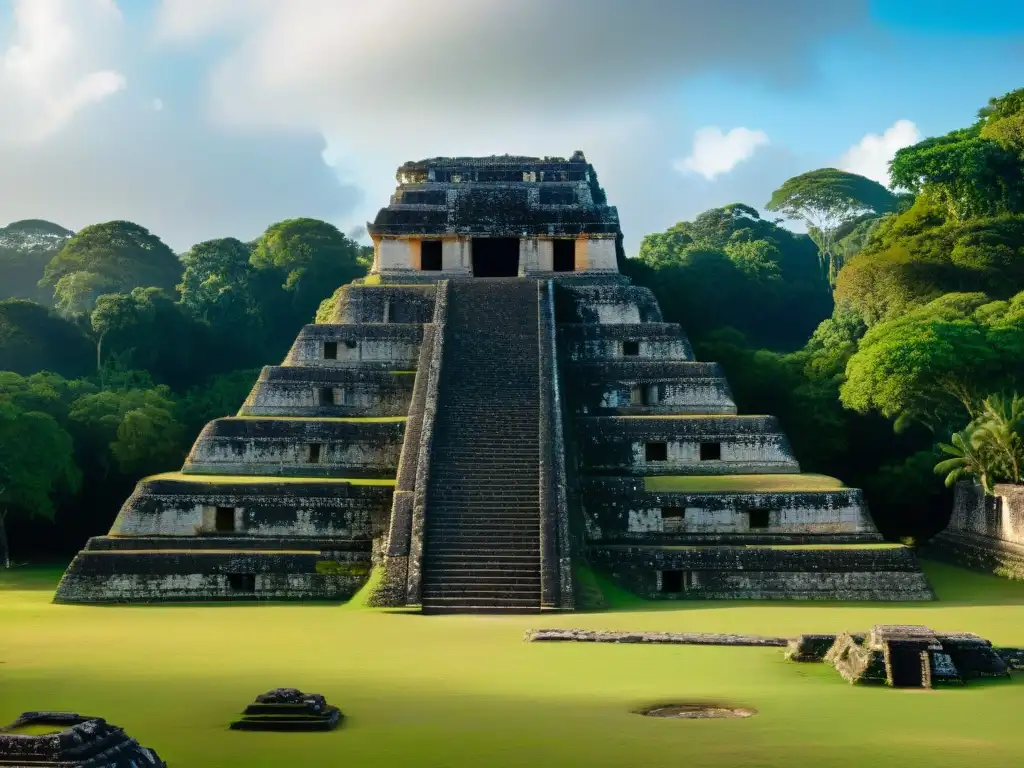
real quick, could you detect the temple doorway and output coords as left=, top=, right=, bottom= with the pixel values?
left=471, top=238, right=520, bottom=277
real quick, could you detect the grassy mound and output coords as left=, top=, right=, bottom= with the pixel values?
left=644, top=474, right=847, bottom=493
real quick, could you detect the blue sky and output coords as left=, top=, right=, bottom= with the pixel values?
left=0, top=1, right=1021, bottom=254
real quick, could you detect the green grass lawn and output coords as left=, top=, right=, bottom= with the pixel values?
left=2, top=561, right=1023, bottom=767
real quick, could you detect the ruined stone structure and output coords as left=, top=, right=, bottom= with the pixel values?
left=926, top=481, right=1024, bottom=579
left=819, top=625, right=1010, bottom=687
left=0, top=712, right=166, bottom=766
left=56, top=152, right=931, bottom=611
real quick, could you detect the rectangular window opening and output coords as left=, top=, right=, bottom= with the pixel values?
left=215, top=507, right=236, bottom=533
left=323, top=341, right=337, bottom=360
left=700, top=442, right=722, bottom=461
left=318, top=387, right=336, bottom=406
left=747, top=509, right=771, bottom=529
left=622, top=341, right=640, bottom=356
left=421, top=240, right=443, bottom=271
left=226, top=573, right=256, bottom=592
left=645, top=441, right=668, bottom=462
left=553, top=239, right=576, bottom=272
left=308, top=443, right=322, bottom=463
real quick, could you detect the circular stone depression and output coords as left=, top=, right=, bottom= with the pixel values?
left=635, top=703, right=756, bottom=720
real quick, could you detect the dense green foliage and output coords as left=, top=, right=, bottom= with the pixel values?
left=628, top=86, right=1024, bottom=538
left=0, top=215, right=364, bottom=562
left=626, top=204, right=831, bottom=349
left=935, top=394, right=1024, bottom=492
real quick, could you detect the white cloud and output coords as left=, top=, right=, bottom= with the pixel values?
left=0, top=0, right=126, bottom=142
left=840, top=119, right=921, bottom=185
left=153, top=0, right=864, bottom=243
left=675, top=126, right=770, bottom=180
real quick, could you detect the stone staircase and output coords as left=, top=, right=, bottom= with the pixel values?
left=421, top=279, right=542, bottom=614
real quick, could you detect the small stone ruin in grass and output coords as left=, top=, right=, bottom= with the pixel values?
left=230, top=688, right=343, bottom=732
left=786, top=625, right=1016, bottom=688
left=0, top=711, right=166, bottom=767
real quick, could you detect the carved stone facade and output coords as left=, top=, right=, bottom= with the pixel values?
left=926, top=481, right=1024, bottom=579
left=55, top=153, right=931, bottom=607
left=368, top=152, right=620, bottom=278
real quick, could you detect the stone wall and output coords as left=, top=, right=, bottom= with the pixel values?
left=56, top=548, right=370, bottom=603
left=332, top=284, right=436, bottom=324
left=588, top=545, right=933, bottom=600
left=538, top=280, right=574, bottom=609
left=926, top=481, right=1024, bottom=579
left=370, top=285, right=449, bottom=606
left=240, top=366, right=415, bottom=417
left=183, top=418, right=404, bottom=477
left=284, top=323, right=423, bottom=368
left=568, top=362, right=736, bottom=416
left=406, top=280, right=450, bottom=604
left=580, top=480, right=876, bottom=541
left=560, top=322, right=695, bottom=361
left=556, top=285, right=662, bottom=324
left=577, top=415, right=799, bottom=475
left=108, top=476, right=392, bottom=539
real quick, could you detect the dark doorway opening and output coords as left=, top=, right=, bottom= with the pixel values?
left=700, top=442, right=722, bottom=461
left=318, top=387, right=336, bottom=406
left=622, top=341, right=640, bottom=356
left=747, top=508, right=771, bottom=529
left=646, top=442, right=668, bottom=462
left=421, top=240, right=443, bottom=271
left=472, top=238, right=520, bottom=277
left=888, top=645, right=926, bottom=687
left=553, top=239, right=576, bottom=272
left=661, top=570, right=684, bottom=593
left=215, top=507, right=236, bottom=533
left=323, top=341, right=337, bottom=360
left=308, top=443, right=322, bottom=463
left=227, top=573, right=256, bottom=592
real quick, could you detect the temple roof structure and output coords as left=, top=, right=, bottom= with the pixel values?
left=368, top=151, right=620, bottom=237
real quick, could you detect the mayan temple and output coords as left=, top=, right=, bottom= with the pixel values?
left=55, top=151, right=932, bottom=612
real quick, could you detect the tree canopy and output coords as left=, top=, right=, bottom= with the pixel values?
left=766, top=168, right=899, bottom=284
left=41, top=221, right=183, bottom=301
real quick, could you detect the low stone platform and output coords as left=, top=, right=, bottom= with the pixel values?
left=525, top=628, right=787, bottom=646
left=55, top=538, right=372, bottom=603
left=230, top=689, right=342, bottom=732
left=0, top=711, right=165, bottom=767
left=587, top=544, right=933, bottom=600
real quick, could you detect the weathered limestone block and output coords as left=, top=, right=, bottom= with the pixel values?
left=588, top=544, right=933, bottom=600
left=556, top=285, right=661, bottom=324
left=560, top=322, right=695, bottom=361
left=577, top=415, right=799, bottom=475
left=927, top=481, right=1024, bottom=579
left=183, top=417, right=404, bottom=477
left=581, top=477, right=878, bottom=541
left=55, top=548, right=370, bottom=603
left=568, top=361, right=737, bottom=416
left=107, top=474, right=393, bottom=538
left=785, top=634, right=839, bottom=661
left=332, top=284, right=436, bottom=324
left=284, top=323, right=423, bottom=368
left=240, top=366, right=416, bottom=417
